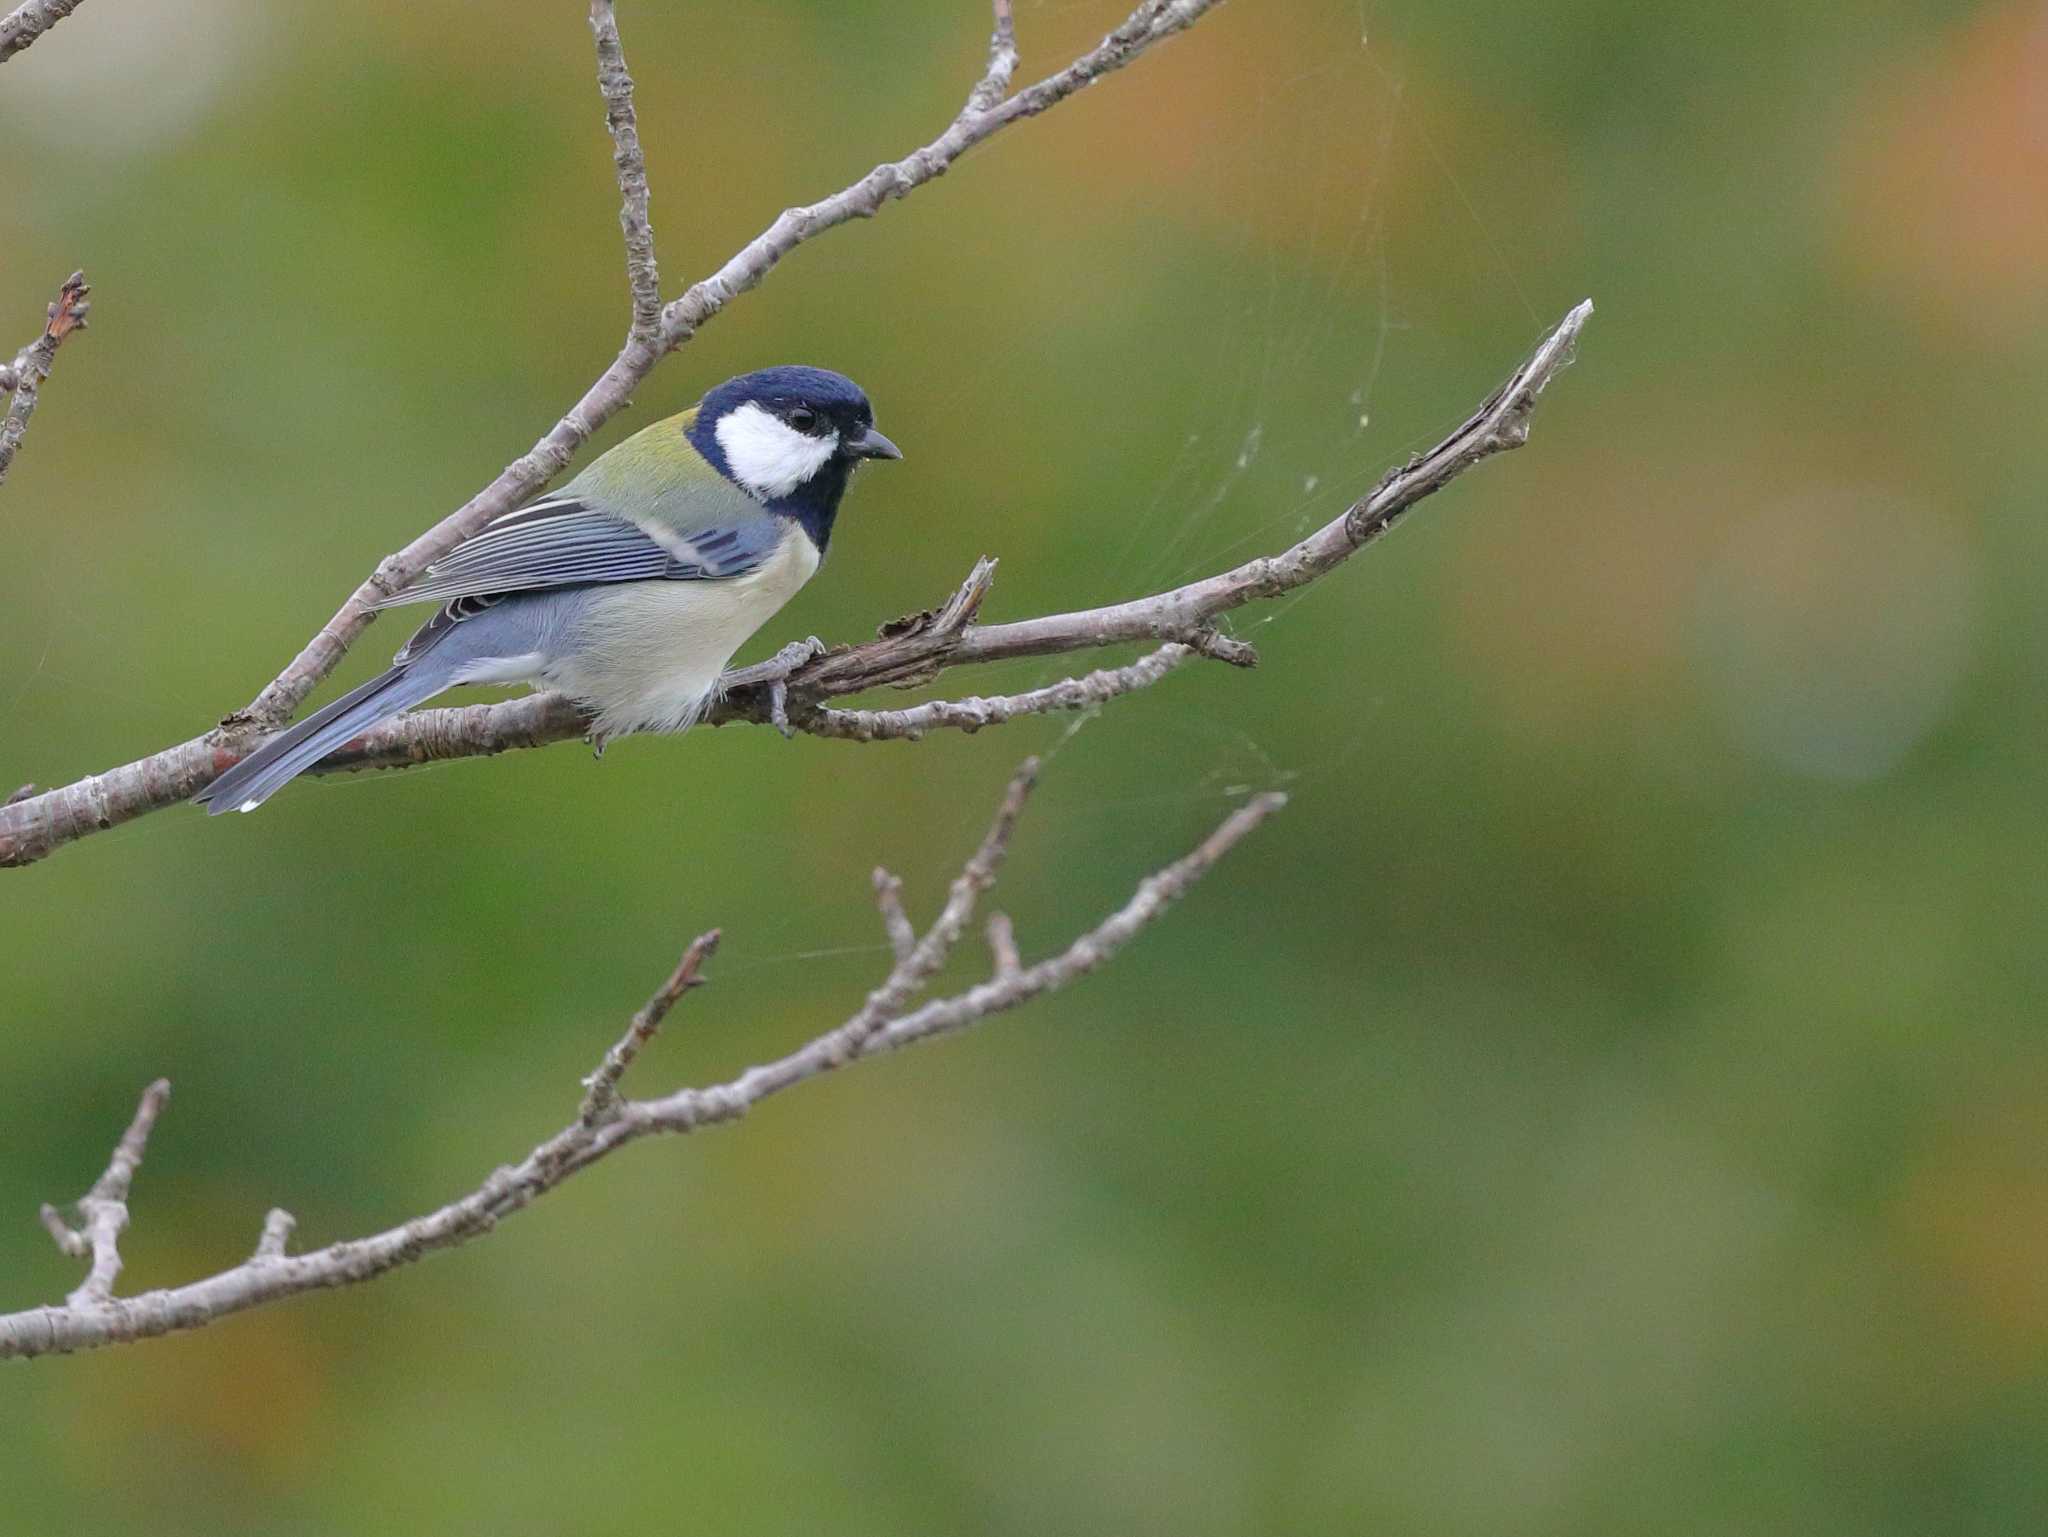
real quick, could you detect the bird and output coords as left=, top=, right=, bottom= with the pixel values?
left=195, top=365, right=900, bottom=815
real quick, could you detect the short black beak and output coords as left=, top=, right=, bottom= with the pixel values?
left=845, top=425, right=903, bottom=461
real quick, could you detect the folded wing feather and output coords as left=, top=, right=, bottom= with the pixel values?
left=372, top=497, right=785, bottom=609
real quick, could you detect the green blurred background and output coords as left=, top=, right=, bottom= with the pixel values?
left=4, top=0, right=2045, bottom=1529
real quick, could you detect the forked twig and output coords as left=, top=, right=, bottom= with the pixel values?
left=1, top=764, right=1283, bottom=1360
left=0, top=2, right=1244, bottom=868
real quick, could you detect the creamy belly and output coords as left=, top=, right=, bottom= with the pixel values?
left=545, top=526, right=819, bottom=741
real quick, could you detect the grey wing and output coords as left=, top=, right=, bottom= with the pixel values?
left=373, top=493, right=785, bottom=609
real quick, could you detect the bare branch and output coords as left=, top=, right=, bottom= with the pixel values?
left=873, top=869, right=917, bottom=964
left=587, top=0, right=661, bottom=344
left=0, top=271, right=90, bottom=493
left=579, top=928, right=720, bottom=1126
left=863, top=789, right=1286, bottom=1054
left=0, top=299, right=1590, bottom=870
left=0, top=769, right=1281, bottom=1360
left=238, top=0, right=1221, bottom=735
left=804, top=642, right=1196, bottom=742
left=651, top=1, right=1215, bottom=355
left=35, top=1079, right=171, bottom=1308
left=951, top=297, right=1595, bottom=667
left=0, top=2, right=1227, bottom=865
left=0, top=0, right=83, bottom=63
left=0, top=301, right=1581, bottom=873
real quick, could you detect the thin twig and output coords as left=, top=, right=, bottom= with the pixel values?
left=950, top=298, right=1593, bottom=666
left=968, top=0, right=1020, bottom=113
left=35, top=1079, right=170, bottom=1308
left=251, top=1209, right=296, bottom=1261
left=0, top=271, right=90, bottom=493
left=862, top=789, right=1285, bottom=1053
left=985, top=911, right=1021, bottom=978
left=830, top=758, right=1037, bottom=1059
left=0, top=0, right=1223, bottom=863
left=579, top=929, right=720, bottom=1125
left=0, top=0, right=83, bottom=63
left=0, top=771, right=1281, bottom=1360
left=0, top=300, right=1589, bottom=870
left=803, top=643, right=1195, bottom=742
left=873, top=869, right=917, bottom=964
left=237, top=0, right=1221, bottom=733
left=587, top=0, right=662, bottom=344
left=36, top=1202, right=83, bottom=1258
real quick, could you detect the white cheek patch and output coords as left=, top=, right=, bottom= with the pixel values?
left=714, top=402, right=839, bottom=500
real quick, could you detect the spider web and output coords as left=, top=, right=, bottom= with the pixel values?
left=1001, top=0, right=1536, bottom=808
left=0, top=0, right=1539, bottom=930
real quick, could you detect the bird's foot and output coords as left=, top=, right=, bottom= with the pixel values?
left=722, top=636, right=827, bottom=739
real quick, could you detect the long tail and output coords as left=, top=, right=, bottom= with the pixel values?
left=194, top=663, right=449, bottom=814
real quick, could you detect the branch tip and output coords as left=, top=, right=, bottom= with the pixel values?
left=0, top=268, right=93, bottom=493
left=979, top=757, right=1040, bottom=865
left=97, top=1078, right=172, bottom=1202
left=253, top=1208, right=297, bottom=1261
left=985, top=911, right=1021, bottom=977
left=46, top=272, right=90, bottom=339
left=38, top=1203, right=84, bottom=1257
left=873, top=869, right=916, bottom=963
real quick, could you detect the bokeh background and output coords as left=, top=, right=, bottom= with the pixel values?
left=4, top=0, right=2045, bottom=1530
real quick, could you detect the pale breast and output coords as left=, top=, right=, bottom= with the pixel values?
left=550, top=524, right=820, bottom=739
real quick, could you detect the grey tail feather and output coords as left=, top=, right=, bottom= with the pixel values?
left=194, top=663, right=447, bottom=814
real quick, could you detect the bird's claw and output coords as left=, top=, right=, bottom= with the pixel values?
left=783, top=635, right=830, bottom=669
left=725, top=636, right=827, bottom=739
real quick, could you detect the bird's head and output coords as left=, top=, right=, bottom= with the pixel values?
left=688, top=366, right=900, bottom=551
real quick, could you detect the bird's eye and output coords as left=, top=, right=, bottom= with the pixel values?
left=786, top=405, right=819, bottom=433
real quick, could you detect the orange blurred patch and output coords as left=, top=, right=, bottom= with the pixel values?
left=1833, top=2, right=2048, bottom=341
left=1020, top=7, right=1567, bottom=275
left=1453, top=435, right=1711, bottom=742
left=56, top=1284, right=333, bottom=1486
left=1893, top=1085, right=2048, bottom=1375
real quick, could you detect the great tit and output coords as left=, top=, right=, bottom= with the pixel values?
left=196, top=365, right=900, bottom=814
